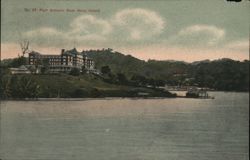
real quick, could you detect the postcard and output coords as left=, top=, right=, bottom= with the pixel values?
left=0, top=0, right=249, bottom=159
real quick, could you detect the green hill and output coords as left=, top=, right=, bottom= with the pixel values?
left=85, top=49, right=145, bottom=77
left=84, top=49, right=249, bottom=91
left=1, top=49, right=249, bottom=92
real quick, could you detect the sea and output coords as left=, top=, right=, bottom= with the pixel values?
left=0, top=92, right=249, bottom=160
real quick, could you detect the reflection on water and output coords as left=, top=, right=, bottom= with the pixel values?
left=0, top=92, right=249, bottom=160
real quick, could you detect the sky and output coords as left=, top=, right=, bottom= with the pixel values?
left=1, top=0, right=249, bottom=62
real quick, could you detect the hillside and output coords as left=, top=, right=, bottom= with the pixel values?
left=85, top=49, right=145, bottom=77
left=1, top=49, right=249, bottom=92
left=84, top=49, right=249, bottom=91
left=85, top=49, right=190, bottom=79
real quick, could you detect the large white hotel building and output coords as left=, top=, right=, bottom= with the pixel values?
left=28, top=48, right=95, bottom=73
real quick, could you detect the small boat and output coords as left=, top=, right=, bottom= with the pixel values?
left=186, top=87, right=214, bottom=99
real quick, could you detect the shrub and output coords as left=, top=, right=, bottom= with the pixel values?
left=69, top=68, right=80, bottom=76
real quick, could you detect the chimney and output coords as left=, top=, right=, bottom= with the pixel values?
left=61, top=49, right=65, bottom=55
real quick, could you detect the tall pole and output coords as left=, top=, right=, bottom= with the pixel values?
left=73, top=40, right=76, bottom=49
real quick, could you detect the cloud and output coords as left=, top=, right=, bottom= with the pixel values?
left=23, top=8, right=166, bottom=47
left=25, top=27, right=63, bottom=37
left=22, top=11, right=229, bottom=51
left=24, top=27, right=67, bottom=47
left=68, top=15, right=112, bottom=39
left=112, top=8, right=165, bottom=40
left=23, top=15, right=112, bottom=47
left=169, top=24, right=225, bottom=47
left=224, top=39, right=249, bottom=52
left=23, top=27, right=66, bottom=47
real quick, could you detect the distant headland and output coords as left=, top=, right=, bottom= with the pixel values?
left=0, top=48, right=249, bottom=99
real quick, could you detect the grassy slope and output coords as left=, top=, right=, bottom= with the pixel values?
left=31, top=74, right=129, bottom=97
left=6, top=74, right=174, bottom=98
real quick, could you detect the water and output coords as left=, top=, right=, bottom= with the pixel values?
left=0, top=92, right=249, bottom=160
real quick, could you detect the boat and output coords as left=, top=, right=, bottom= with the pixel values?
left=186, top=87, right=214, bottom=99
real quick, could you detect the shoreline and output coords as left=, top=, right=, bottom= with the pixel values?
left=0, top=97, right=177, bottom=101
left=0, top=95, right=217, bottom=101
left=1, top=92, right=248, bottom=101
left=1, top=92, right=249, bottom=101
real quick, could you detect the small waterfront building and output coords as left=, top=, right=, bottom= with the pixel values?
left=9, top=65, right=31, bottom=74
left=28, top=48, right=95, bottom=73
left=186, top=87, right=209, bottom=98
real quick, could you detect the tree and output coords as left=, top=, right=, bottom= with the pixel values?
left=148, top=78, right=156, bottom=87
left=10, top=76, right=40, bottom=98
left=131, top=74, right=147, bottom=86
left=9, top=56, right=27, bottom=67
left=71, top=88, right=88, bottom=98
left=81, top=66, right=87, bottom=74
left=69, top=68, right=80, bottom=76
left=101, top=65, right=111, bottom=75
left=0, top=76, right=11, bottom=99
left=155, top=79, right=165, bottom=87
left=116, top=73, right=128, bottom=84
left=90, top=88, right=101, bottom=97
left=107, top=48, right=113, bottom=52
left=19, top=40, right=30, bottom=57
